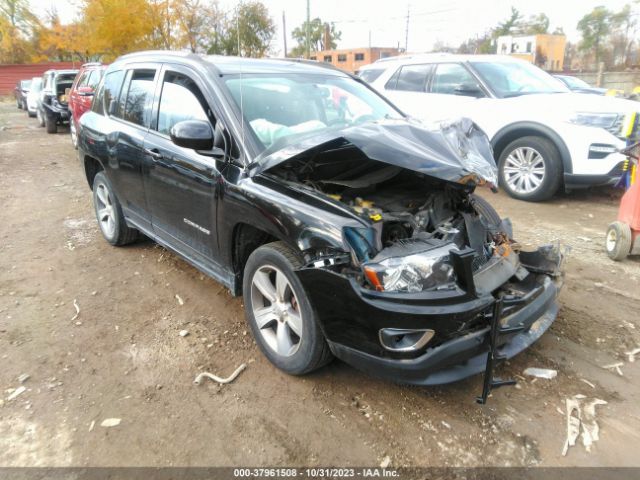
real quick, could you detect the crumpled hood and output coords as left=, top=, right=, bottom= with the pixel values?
left=250, top=117, right=498, bottom=185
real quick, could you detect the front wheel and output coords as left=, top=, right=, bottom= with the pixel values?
left=37, top=109, right=45, bottom=127
left=498, top=136, right=562, bottom=202
left=70, top=119, right=78, bottom=149
left=243, top=241, right=333, bottom=375
left=17, top=98, right=22, bottom=109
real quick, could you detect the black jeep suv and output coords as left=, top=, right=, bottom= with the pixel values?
left=38, top=69, right=78, bottom=133
left=78, top=51, right=563, bottom=395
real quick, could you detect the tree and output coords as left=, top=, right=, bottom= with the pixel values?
left=173, top=0, right=222, bottom=53
left=80, top=0, right=156, bottom=61
left=610, top=4, right=638, bottom=67
left=289, top=17, right=342, bottom=57
left=494, top=7, right=522, bottom=37
left=221, top=1, right=274, bottom=57
left=519, top=13, right=550, bottom=35
left=577, top=6, right=612, bottom=68
left=0, top=0, right=39, bottom=62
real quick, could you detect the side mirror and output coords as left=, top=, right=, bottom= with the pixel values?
left=77, top=86, right=94, bottom=97
left=170, top=120, right=214, bottom=151
left=454, top=83, right=484, bottom=98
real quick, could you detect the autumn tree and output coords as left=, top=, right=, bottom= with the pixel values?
left=0, top=0, right=39, bottom=62
left=518, top=13, right=550, bottom=35
left=289, top=17, right=341, bottom=57
left=173, top=0, right=222, bottom=53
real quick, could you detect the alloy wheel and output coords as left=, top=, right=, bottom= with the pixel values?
left=250, top=265, right=302, bottom=357
left=503, top=146, right=546, bottom=194
left=605, top=228, right=618, bottom=253
left=95, top=183, right=116, bottom=238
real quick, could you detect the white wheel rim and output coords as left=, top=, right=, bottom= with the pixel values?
left=606, top=228, right=618, bottom=252
left=95, top=183, right=116, bottom=238
left=250, top=265, right=302, bottom=357
left=503, top=147, right=546, bottom=194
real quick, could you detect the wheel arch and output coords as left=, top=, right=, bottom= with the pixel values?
left=83, top=155, right=104, bottom=190
left=491, top=122, right=572, bottom=174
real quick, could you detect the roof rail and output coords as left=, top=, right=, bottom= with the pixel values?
left=270, top=57, right=350, bottom=74
left=81, top=62, right=103, bottom=67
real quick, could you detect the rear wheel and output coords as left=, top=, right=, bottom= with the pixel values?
left=92, top=172, right=139, bottom=246
left=70, top=119, right=78, bottom=149
left=243, top=241, right=333, bottom=375
left=605, top=221, right=632, bottom=261
left=498, top=136, right=562, bottom=202
left=45, top=114, right=57, bottom=134
left=17, top=98, right=22, bottom=109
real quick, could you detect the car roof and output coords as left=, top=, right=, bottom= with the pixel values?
left=43, top=69, right=79, bottom=75
left=360, top=53, right=526, bottom=69
left=113, top=50, right=351, bottom=77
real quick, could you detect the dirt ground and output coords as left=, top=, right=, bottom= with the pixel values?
left=1, top=99, right=640, bottom=469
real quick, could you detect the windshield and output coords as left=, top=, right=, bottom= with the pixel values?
left=558, top=75, right=591, bottom=89
left=472, top=61, right=568, bottom=98
left=224, top=73, right=403, bottom=152
left=20, top=80, right=31, bottom=89
left=357, top=68, right=385, bottom=83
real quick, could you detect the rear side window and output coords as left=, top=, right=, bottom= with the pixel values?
left=102, top=70, right=125, bottom=117
left=76, top=71, right=90, bottom=88
left=122, top=69, right=156, bottom=127
left=87, top=70, right=103, bottom=89
left=156, top=72, right=208, bottom=135
left=393, top=64, right=431, bottom=92
left=358, top=69, right=384, bottom=83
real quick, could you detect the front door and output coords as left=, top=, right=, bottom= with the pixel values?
left=143, top=66, right=220, bottom=265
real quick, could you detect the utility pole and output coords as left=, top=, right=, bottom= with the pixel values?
left=306, top=0, right=311, bottom=59
left=282, top=11, right=287, bottom=57
left=404, top=4, right=410, bottom=52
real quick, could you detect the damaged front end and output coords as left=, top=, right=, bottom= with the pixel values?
left=256, top=118, right=566, bottom=396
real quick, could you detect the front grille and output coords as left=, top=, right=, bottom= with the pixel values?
left=472, top=252, right=490, bottom=272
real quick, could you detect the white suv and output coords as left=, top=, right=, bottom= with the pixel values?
left=358, top=54, right=638, bottom=201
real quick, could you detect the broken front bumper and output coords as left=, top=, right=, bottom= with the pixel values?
left=297, top=260, right=560, bottom=386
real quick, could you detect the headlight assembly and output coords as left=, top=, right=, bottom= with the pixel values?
left=568, top=112, right=624, bottom=136
left=363, top=242, right=457, bottom=293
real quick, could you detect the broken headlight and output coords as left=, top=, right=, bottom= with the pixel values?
left=363, top=242, right=457, bottom=293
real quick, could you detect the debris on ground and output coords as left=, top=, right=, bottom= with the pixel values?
left=625, top=347, right=640, bottom=363
left=524, top=367, right=558, bottom=379
left=7, top=386, right=26, bottom=401
left=71, top=299, right=80, bottom=322
left=175, top=294, right=184, bottom=306
left=602, top=362, right=624, bottom=376
left=580, top=378, right=596, bottom=389
left=179, top=330, right=189, bottom=337
left=380, top=456, right=391, bottom=468
left=89, top=420, right=95, bottom=432
left=100, top=418, right=121, bottom=427
left=562, top=395, right=607, bottom=456
left=194, top=364, right=247, bottom=385
left=17, top=374, right=30, bottom=384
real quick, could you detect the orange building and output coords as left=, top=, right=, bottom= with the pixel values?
left=496, top=34, right=566, bottom=71
left=309, top=47, right=401, bottom=73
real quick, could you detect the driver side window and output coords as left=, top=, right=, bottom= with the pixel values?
left=156, top=72, right=209, bottom=136
left=431, top=63, right=479, bottom=95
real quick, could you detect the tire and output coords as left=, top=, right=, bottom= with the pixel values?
left=605, top=221, right=632, bottom=261
left=469, top=193, right=501, bottom=226
left=92, top=172, right=139, bottom=246
left=243, top=241, right=333, bottom=375
left=70, top=119, right=78, bottom=149
left=17, top=98, right=22, bottom=109
left=498, top=136, right=562, bottom=202
left=37, top=109, right=45, bottom=127
left=45, top=114, right=57, bottom=134
left=22, top=99, right=27, bottom=110
left=27, top=110, right=36, bottom=118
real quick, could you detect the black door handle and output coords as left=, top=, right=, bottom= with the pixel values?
left=145, top=148, right=163, bottom=160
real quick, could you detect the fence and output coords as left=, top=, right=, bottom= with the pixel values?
left=572, top=71, right=640, bottom=94
left=0, top=62, right=80, bottom=96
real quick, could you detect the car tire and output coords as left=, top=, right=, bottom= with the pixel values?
left=45, top=114, right=57, bottom=134
left=37, top=109, right=45, bottom=127
left=27, top=110, right=36, bottom=118
left=70, top=119, right=78, bottom=149
left=605, top=221, right=632, bottom=261
left=498, top=136, right=562, bottom=202
left=243, top=241, right=333, bottom=375
left=469, top=193, right=501, bottom=226
left=17, top=98, right=22, bottom=109
left=22, top=99, right=27, bottom=110
left=92, top=172, right=139, bottom=246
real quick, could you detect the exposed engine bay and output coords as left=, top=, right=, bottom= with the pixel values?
left=267, top=140, right=525, bottom=294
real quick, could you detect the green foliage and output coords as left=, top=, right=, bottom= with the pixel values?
left=577, top=6, right=612, bottom=65
left=219, top=1, right=275, bottom=57
left=289, top=17, right=342, bottom=57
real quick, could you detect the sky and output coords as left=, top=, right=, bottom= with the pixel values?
left=29, top=0, right=633, bottom=55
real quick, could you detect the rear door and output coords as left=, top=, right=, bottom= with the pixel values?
left=104, top=65, right=159, bottom=231
left=143, top=65, right=221, bottom=264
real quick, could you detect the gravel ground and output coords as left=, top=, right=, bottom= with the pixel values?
left=1, top=100, right=639, bottom=468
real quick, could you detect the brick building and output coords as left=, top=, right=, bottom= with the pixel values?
left=309, top=47, right=400, bottom=73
